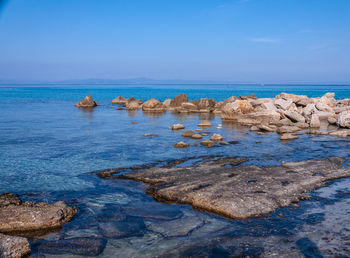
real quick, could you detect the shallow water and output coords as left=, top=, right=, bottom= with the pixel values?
left=1, top=84, right=350, bottom=257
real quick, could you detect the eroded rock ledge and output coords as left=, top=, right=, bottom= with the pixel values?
left=0, top=193, right=77, bottom=234
left=98, top=156, right=350, bottom=219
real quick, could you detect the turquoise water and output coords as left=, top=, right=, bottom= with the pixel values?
left=1, top=84, right=350, bottom=256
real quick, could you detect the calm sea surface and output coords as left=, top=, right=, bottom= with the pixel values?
left=1, top=84, right=350, bottom=256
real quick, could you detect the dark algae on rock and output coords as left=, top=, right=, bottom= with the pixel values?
left=98, top=156, right=350, bottom=219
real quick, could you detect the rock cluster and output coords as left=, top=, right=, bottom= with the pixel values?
left=0, top=193, right=77, bottom=257
left=78, top=92, right=350, bottom=139
left=115, top=157, right=350, bottom=219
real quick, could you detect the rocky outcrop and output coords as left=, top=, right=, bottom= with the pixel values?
left=75, top=95, right=98, bottom=108
left=112, top=96, right=127, bottom=104
left=114, top=157, right=350, bottom=219
left=338, top=111, right=350, bottom=128
left=0, top=193, right=77, bottom=233
left=170, top=93, right=188, bottom=107
left=0, top=233, right=30, bottom=258
left=198, top=98, right=216, bottom=112
left=142, top=99, right=166, bottom=112
left=125, top=100, right=142, bottom=110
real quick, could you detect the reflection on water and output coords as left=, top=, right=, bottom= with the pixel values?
left=1, top=86, right=350, bottom=256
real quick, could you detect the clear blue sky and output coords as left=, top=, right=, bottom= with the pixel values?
left=0, top=0, right=349, bottom=83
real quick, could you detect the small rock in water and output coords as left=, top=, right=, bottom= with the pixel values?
left=280, top=133, right=298, bottom=141
left=171, top=124, right=185, bottom=130
left=181, top=130, right=195, bottom=137
left=200, top=133, right=209, bottom=136
left=0, top=233, right=31, bottom=258
left=198, top=120, right=211, bottom=127
left=210, top=133, right=224, bottom=142
left=131, top=121, right=139, bottom=124
left=74, top=95, right=98, bottom=108
left=219, top=141, right=230, bottom=145
left=174, top=141, right=190, bottom=148
left=195, top=129, right=203, bottom=132
left=191, top=134, right=203, bottom=140
left=143, top=133, right=153, bottom=137
left=200, top=140, right=215, bottom=148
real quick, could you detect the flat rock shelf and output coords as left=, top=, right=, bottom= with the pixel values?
left=98, top=156, right=350, bottom=219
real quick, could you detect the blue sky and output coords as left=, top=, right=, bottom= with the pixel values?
left=0, top=0, right=349, bottom=83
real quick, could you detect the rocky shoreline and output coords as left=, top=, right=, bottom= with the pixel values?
left=97, top=156, right=350, bottom=220
left=0, top=193, right=77, bottom=257
left=77, top=92, right=350, bottom=140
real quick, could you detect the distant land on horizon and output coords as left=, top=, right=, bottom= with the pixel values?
left=1, top=78, right=350, bottom=86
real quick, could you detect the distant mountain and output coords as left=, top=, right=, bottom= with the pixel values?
left=0, top=77, right=255, bottom=85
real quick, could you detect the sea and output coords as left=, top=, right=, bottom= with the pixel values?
left=1, top=84, right=350, bottom=257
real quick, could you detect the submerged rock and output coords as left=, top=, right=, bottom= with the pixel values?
left=200, top=140, right=214, bottom=148
left=0, top=193, right=77, bottom=233
left=181, top=130, right=195, bottom=137
left=280, top=133, right=298, bottom=141
left=198, top=120, right=211, bottom=127
left=37, top=237, right=106, bottom=256
left=191, top=134, right=203, bottom=140
left=0, top=233, right=30, bottom=258
left=74, top=95, right=98, bottom=108
left=114, top=157, right=350, bottom=219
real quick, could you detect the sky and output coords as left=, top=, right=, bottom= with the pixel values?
left=0, top=0, right=349, bottom=84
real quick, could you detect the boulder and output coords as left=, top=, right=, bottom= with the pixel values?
left=163, top=99, right=172, bottom=107
left=170, top=93, right=188, bottom=107
left=323, top=92, right=335, bottom=99
left=274, top=99, right=293, bottom=110
left=171, top=124, right=185, bottom=130
left=329, top=130, right=350, bottom=137
left=280, top=133, right=298, bottom=140
left=316, top=101, right=333, bottom=112
left=210, top=134, right=224, bottom=141
left=112, top=96, right=127, bottom=104
left=0, top=193, right=77, bottom=233
left=174, top=141, right=190, bottom=148
left=0, top=233, right=31, bottom=258
left=283, top=111, right=306, bottom=123
left=181, top=102, right=198, bottom=111
left=309, top=114, right=321, bottom=128
left=277, top=125, right=301, bottom=134
left=75, top=95, right=98, bottom=108
left=257, top=124, right=277, bottom=132
left=262, top=101, right=277, bottom=111
left=200, top=140, right=214, bottom=148
left=303, top=104, right=317, bottom=117
left=198, top=98, right=216, bottom=112
left=276, top=93, right=308, bottom=104
left=125, top=100, right=141, bottom=110
left=142, top=99, right=166, bottom=112
left=191, top=134, right=203, bottom=140
left=328, top=115, right=338, bottom=125
left=338, top=111, right=350, bottom=128
left=181, top=130, right=195, bottom=137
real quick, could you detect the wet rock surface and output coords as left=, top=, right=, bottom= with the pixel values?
left=0, top=194, right=77, bottom=234
left=110, top=156, right=350, bottom=219
left=0, top=233, right=30, bottom=258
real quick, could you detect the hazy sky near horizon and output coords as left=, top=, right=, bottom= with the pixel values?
left=0, top=0, right=349, bottom=83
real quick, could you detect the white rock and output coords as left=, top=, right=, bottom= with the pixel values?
left=274, top=99, right=293, bottom=110
left=309, top=114, right=320, bottom=128
left=338, top=111, right=350, bottom=128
